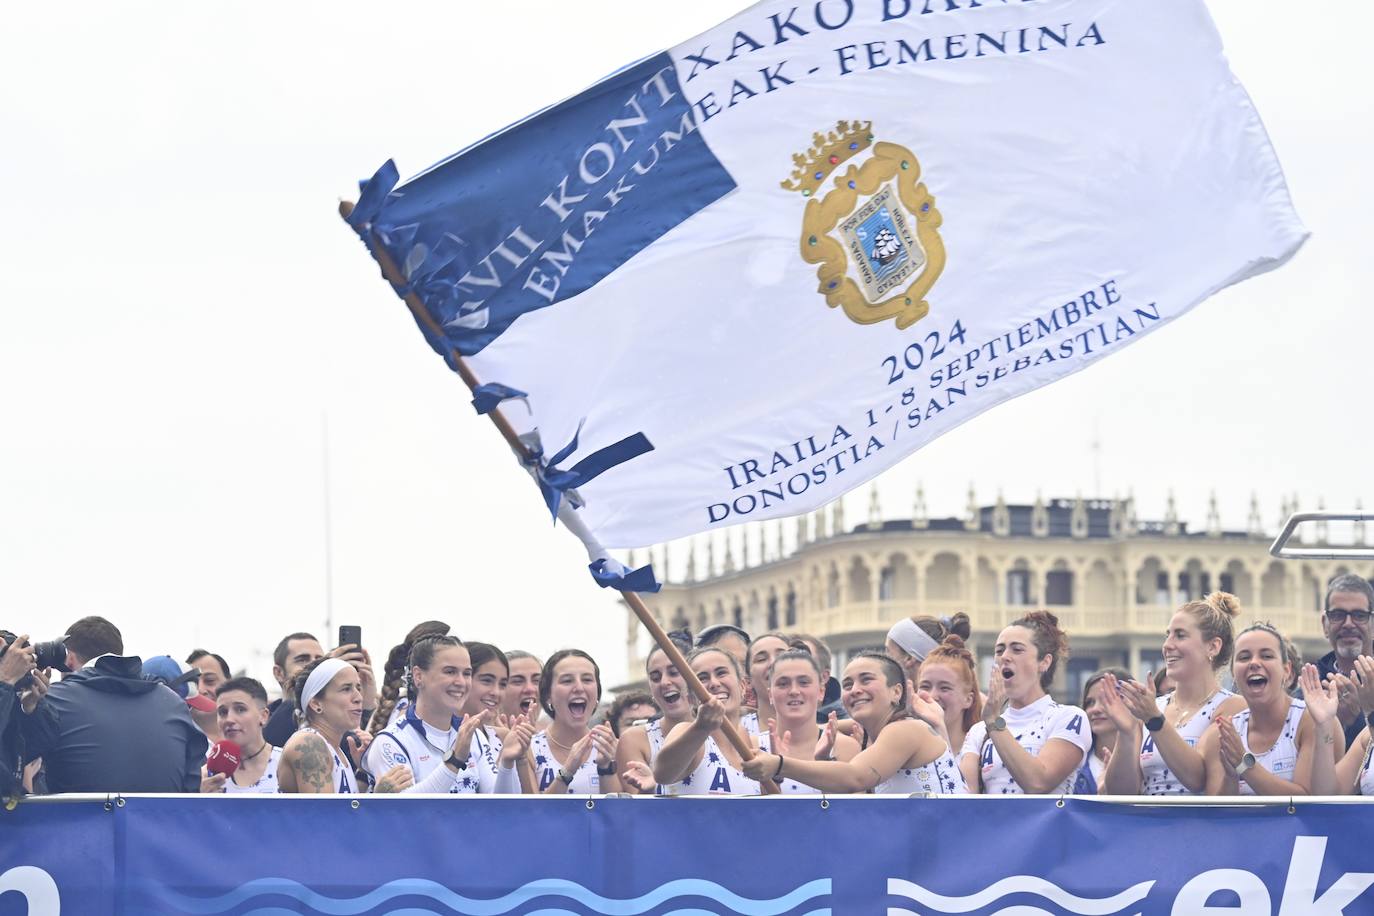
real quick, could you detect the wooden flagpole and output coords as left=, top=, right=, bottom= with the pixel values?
left=338, top=201, right=779, bottom=793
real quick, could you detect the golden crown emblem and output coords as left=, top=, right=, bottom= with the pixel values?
left=780, top=120, right=874, bottom=196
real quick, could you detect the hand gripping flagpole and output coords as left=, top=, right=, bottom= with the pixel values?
left=338, top=200, right=780, bottom=794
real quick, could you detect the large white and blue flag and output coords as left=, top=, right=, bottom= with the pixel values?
left=346, top=0, right=1306, bottom=552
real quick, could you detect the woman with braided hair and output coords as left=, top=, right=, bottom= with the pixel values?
left=370, top=620, right=450, bottom=736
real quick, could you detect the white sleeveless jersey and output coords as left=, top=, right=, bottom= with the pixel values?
left=1234, top=697, right=1305, bottom=795
left=875, top=738, right=967, bottom=796
left=470, top=727, right=521, bottom=794
left=645, top=718, right=667, bottom=758
left=756, top=732, right=818, bottom=794
left=299, top=727, right=356, bottom=794
left=962, top=695, right=1092, bottom=795
left=739, top=712, right=760, bottom=737
left=1140, top=689, right=1234, bottom=795
left=224, top=747, right=282, bottom=794
left=531, top=730, right=600, bottom=793
left=663, top=733, right=759, bottom=796
left=1359, top=738, right=1374, bottom=796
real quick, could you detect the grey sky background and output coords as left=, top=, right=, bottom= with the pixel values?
left=1, top=1, right=1368, bottom=690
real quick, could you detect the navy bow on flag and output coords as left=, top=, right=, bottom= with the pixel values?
left=524, top=421, right=655, bottom=522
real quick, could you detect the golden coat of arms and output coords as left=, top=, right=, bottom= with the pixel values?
left=782, top=121, right=945, bottom=330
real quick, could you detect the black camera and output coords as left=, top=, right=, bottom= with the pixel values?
left=0, top=630, right=70, bottom=689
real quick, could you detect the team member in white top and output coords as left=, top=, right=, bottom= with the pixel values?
left=1076, top=668, right=1133, bottom=794
left=915, top=635, right=983, bottom=762
left=656, top=647, right=761, bottom=795
left=739, top=633, right=792, bottom=739
left=745, top=652, right=961, bottom=794
left=531, top=649, right=619, bottom=794
left=210, top=677, right=281, bottom=794
left=502, top=651, right=543, bottom=724
left=961, top=612, right=1092, bottom=795
left=751, top=650, right=860, bottom=794
left=363, top=636, right=530, bottom=794
left=279, top=658, right=387, bottom=794
left=617, top=638, right=693, bottom=794
left=370, top=620, right=452, bottom=734
left=1311, top=655, right=1374, bottom=795
left=1203, top=623, right=1340, bottom=795
left=460, top=643, right=533, bottom=793
left=1100, top=592, right=1246, bottom=795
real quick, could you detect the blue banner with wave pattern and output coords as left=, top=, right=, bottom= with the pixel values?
left=4, top=797, right=1374, bottom=915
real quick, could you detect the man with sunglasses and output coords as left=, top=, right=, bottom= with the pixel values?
left=1316, top=573, right=1374, bottom=749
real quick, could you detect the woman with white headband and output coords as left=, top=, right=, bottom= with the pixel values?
left=886, top=614, right=971, bottom=683
left=279, top=658, right=389, bottom=793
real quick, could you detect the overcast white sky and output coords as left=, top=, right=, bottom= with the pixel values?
left=1, top=1, right=1368, bottom=690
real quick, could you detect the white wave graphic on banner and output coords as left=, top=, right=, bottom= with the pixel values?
left=887, top=875, right=1153, bottom=915
left=157, top=876, right=832, bottom=915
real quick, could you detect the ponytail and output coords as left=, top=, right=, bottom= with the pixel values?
left=369, top=620, right=450, bottom=736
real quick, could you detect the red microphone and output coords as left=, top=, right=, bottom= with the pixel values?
left=207, top=740, right=243, bottom=778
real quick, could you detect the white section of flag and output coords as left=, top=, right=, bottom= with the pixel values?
left=467, top=0, right=1306, bottom=548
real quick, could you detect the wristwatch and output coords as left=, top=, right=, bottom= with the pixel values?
left=1145, top=715, right=1165, bottom=733
left=1234, top=752, right=1256, bottom=778
left=987, top=716, right=1007, bottom=733
left=445, top=750, right=469, bottom=771
left=596, top=760, right=617, bottom=776
left=557, top=767, right=576, bottom=786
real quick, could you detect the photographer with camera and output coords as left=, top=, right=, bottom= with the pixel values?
left=0, top=632, right=60, bottom=798
left=44, top=616, right=207, bottom=793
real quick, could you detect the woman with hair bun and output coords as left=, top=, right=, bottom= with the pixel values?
left=743, top=651, right=962, bottom=794
left=886, top=613, right=971, bottom=682
left=1099, top=592, right=1246, bottom=795
left=1202, top=623, right=1340, bottom=795
left=916, top=635, right=983, bottom=769
left=370, top=620, right=450, bottom=736
left=961, top=611, right=1091, bottom=794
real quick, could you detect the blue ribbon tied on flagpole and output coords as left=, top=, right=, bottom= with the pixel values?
left=471, top=383, right=528, bottom=416
left=525, top=422, right=654, bottom=522
left=589, top=558, right=661, bottom=593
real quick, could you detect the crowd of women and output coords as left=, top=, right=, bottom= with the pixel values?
left=198, top=579, right=1374, bottom=799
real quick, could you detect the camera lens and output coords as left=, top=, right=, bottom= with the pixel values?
left=33, top=640, right=69, bottom=673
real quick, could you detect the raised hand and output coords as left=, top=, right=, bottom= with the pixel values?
left=0, top=635, right=35, bottom=687
left=1117, top=672, right=1160, bottom=722
left=199, top=769, right=227, bottom=793
left=1215, top=716, right=1245, bottom=775
left=18, top=666, right=50, bottom=715
left=1300, top=664, right=1339, bottom=725
left=741, top=751, right=780, bottom=782
left=1101, top=674, right=1142, bottom=733
left=620, top=759, right=657, bottom=794
left=815, top=711, right=839, bottom=761
left=589, top=723, right=618, bottom=767
left=454, top=708, right=495, bottom=761
left=692, top=696, right=727, bottom=735
left=983, top=671, right=1009, bottom=726
left=1350, top=656, right=1374, bottom=712
left=374, top=764, right=414, bottom=793
left=499, top=715, right=536, bottom=764
left=565, top=731, right=596, bottom=771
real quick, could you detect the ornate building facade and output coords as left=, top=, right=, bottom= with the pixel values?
left=623, top=490, right=1373, bottom=701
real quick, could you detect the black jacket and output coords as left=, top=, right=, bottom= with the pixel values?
left=43, top=656, right=207, bottom=794
left=0, top=681, right=59, bottom=797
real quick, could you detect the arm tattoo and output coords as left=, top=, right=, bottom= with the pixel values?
left=291, top=734, right=335, bottom=793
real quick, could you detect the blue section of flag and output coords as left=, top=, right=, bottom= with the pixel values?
left=355, top=53, right=736, bottom=357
